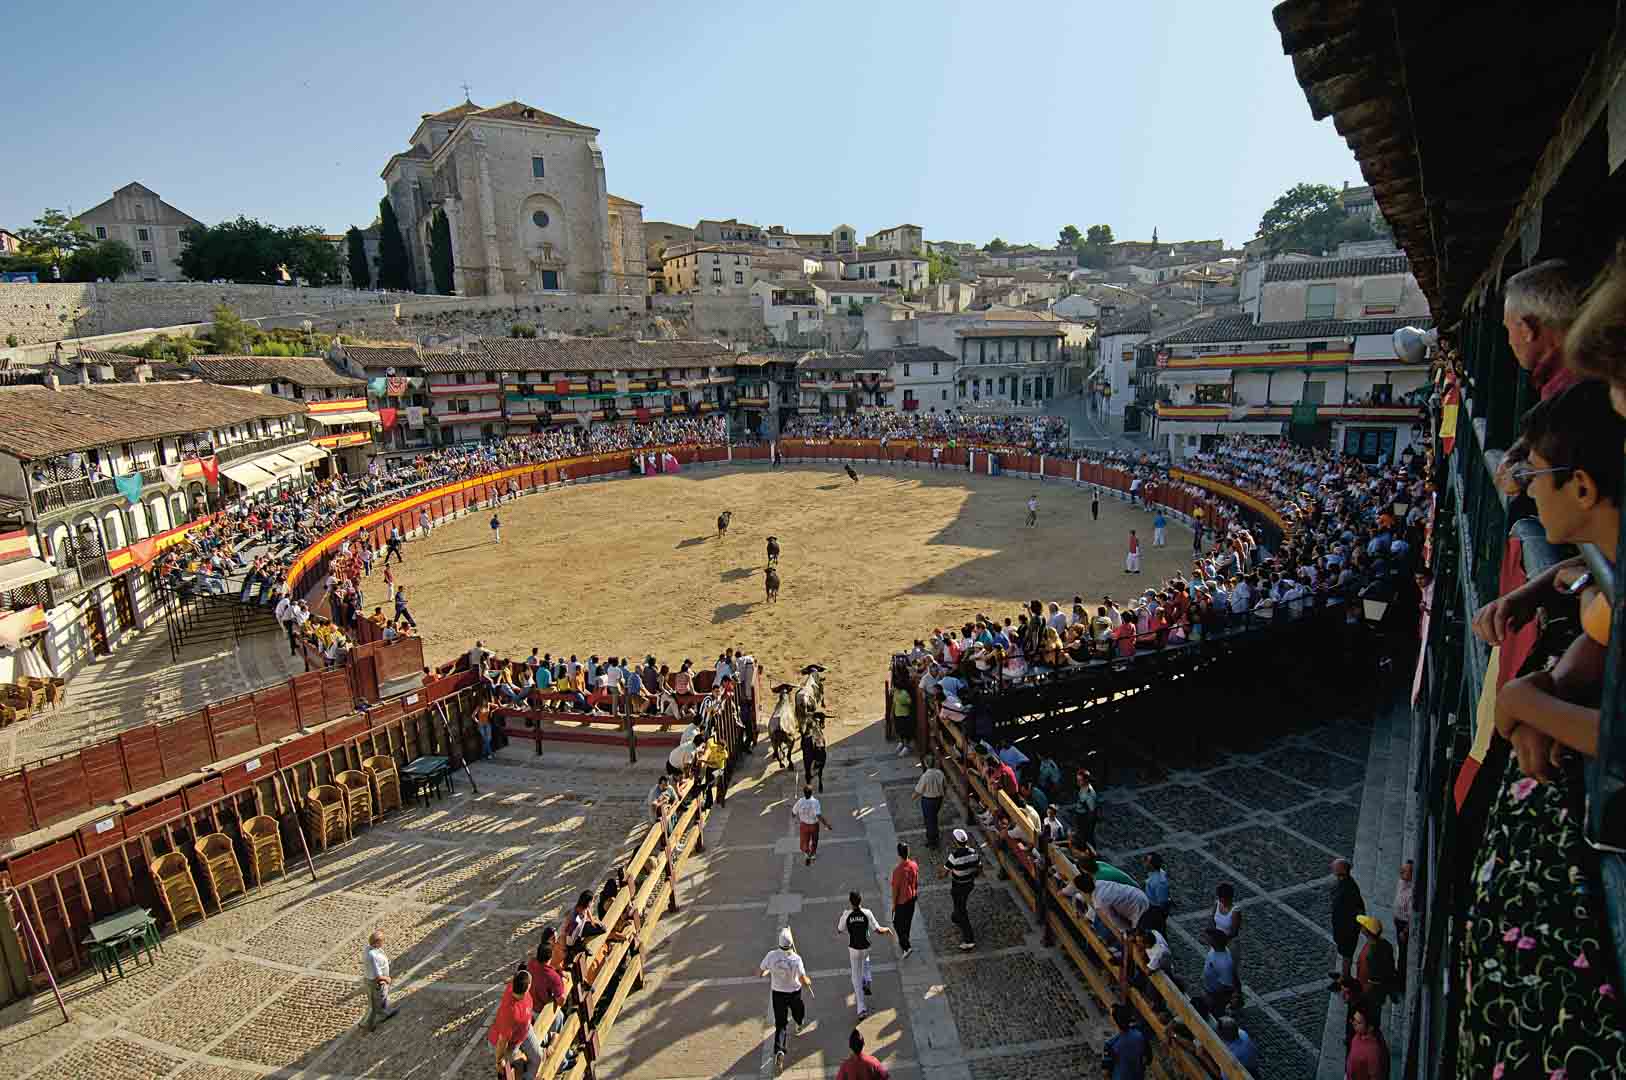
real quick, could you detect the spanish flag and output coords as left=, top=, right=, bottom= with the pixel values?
left=1439, top=378, right=1461, bottom=456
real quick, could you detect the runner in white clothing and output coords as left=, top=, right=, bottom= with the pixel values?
left=835, top=891, right=892, bottom=1019
left=760, top=927, right=815, bottom=1072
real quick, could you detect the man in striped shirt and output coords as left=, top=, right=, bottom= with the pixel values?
left=939, top=828, right=982, bottom=951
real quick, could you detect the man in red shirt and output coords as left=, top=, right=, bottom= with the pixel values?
left=526, top=928, right=569, bottom=1050
left=890, top=842, right=919, bottom=959
left=488, top=967, right=540, bottom=1080
left=835, top=1029, right=889, bottom=1080
left=1344, top=1003, right=1388, bottom=1080
left=991, top=756, right=1018, bottom=798
left=1125, top=529, right=1141, bottom=574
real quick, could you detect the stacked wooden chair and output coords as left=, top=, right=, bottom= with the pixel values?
left=303, top=784, right=350, bottom=851
left=335, top=770, right=374, bottom=832
left=242, top=815, right=286, bottom=884
left=194, top=832, right=247, bottom=908
left=150, top=851, right=207, bottom=927
left=363, top=755, right=402, bottom=816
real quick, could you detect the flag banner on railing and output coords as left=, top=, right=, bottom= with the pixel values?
left=113, top=473, right=143, bottom=506
left=1439, top=380, right=1461, bottom=456
left=1455, top=647, right=1502, bottom=811
left=378, top=408, right=398, bottom=430
left=159, top=463, right=184, bottom=487
left=0, top=605, right=45, bottom=648
left=199, top=456, right=220, bottom=485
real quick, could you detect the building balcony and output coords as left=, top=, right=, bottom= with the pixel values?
left=1154, top=402, right=1427, bottom=423
left=430, top=381, right=501, bottom=395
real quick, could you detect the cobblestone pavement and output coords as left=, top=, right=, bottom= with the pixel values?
left=1, top=748, right=649, bottom=1080
left=1090, top=709, right=1378, bottom=1080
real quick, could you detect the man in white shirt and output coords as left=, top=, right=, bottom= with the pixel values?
left=363, top=929, right=399, bottom=1030
left=835, top=891, right=893, bottom=1019
left=760, top=927, right=814, bottom=1070
left=1046, top=602, right=1068, bottom=633
left=1081, top=875, right=1153, bottom=938
left=468, top=640, right=491, bottom=669
left=792, top=786, right=831, bottom=866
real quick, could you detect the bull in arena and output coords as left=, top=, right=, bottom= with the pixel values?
left=800, top=711, right=828, bottom=793
left=767, top=683, right=799, bottom=770
left=717, top=510, right=732, bottom=538
left=764, top=565, right=780, bottom=603
left=794, top=665, right=827, bottom=790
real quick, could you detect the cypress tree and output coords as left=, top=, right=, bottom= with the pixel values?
left=345, top=226, right=371, bottom=290
left=429, top=209, right=454, bottom=294
left=377, top=197, right=412, bottom=291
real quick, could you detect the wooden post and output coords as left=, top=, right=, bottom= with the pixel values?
left=1036, top=831, right=1054, bottom=946
left=658, top=802, right=680, bottom=913
left=272, top=769, right=319, bottom=883
left=624, top=712, right=637, bottom=765
left=569, top=952, right=598, bottom=1079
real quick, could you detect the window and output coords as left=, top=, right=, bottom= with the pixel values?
left=532, top=210, right=550, bottom=228
left=1361, top=275, right=1403, bottom=315
left=998, top=377, right=1007, bottom=395
left=941, top=389, right=948, bottom=401
left=712, top=270, right=723, bottom=284
left=733, top=271, right=743, bottom=285
left=867, top=266, right=876, bottom=279
left=1305, top=283, right=1337, bottom=319
left=903, top=364, right=911, bottom=376
left=141, top=249, right=153, bottom=264
left=734, top=255, right=741, bottom=265
left=713, top=254, right=721, bottom=265
left=94, top=225, right=107, bottom=239
left=531, top=156, right=545, bottom=178
left=890, top=263, right=898, bottom=276
left=931, top=361, right=939, bottom=375
left=137, top=228, right=149, bottom=241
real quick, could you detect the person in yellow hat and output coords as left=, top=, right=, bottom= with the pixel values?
left=1354, top=913, right=1397, bottom=1013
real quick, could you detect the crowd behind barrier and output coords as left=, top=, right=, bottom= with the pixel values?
left=781, top=410, right=1072, bottom=452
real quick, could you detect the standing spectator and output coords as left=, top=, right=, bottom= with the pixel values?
left=1125, top=529, right=1141, bottom=574
left=1344, top=1003, right=1389, bottom=1080
left=1216, top=1016, right=1261, bottom=1076
left=394, top=587, right=416, bottom=629
left=1212, top=882, right=1243, bottom=1004
left=1330, top=858, right=1366, bottom=981
left=1091, top=489, right=1100, bottom=522
left=1152, top=508, right=1167, bottom=547
left=1101, top=1002, right=1150, bottom=1079
left=1200, top=928, right=1237, bottom=1016
left=835, top=1029, right=889, bottom=1080
left=759, top=927, right=814, bottom=1074
left=891, top=682, right=914, bottom=755
left=1392, top=860, right=1413, bottom=986
left=275, top=592, right=298, bottom=656
left=487, top=967, right=540, bottom=1080
left=385, top=525, right=404, bottom=564
left=418, top=507, right=432, bottom=536
left=913, top=756, right=946, bottom=848
left=941, top=828, right=982, bottom=951
left=382, top=561, right=397, bottom=602
left=362, top=929, right=398, bottom=1030
left=835, top=890, right=892, bottom=1019
left=490, top=511, right=502, bottom=544
left=792, top=785, right=832, bottom=866
left=891, top=843, right=919, bottom=959
left=1354, top=915, right=1397, bottom=1016
left=1143, top=853, right=1170, bottom=932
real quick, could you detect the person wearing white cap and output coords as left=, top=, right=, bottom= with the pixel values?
left=939, top=828, right=982, bottom=950
left=759, top=926, right=814, bottom=1072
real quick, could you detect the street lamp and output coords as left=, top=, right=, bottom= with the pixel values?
left=1360, top=578, right=1394, bottom=625
left=301, top=319, right=313, bottom=353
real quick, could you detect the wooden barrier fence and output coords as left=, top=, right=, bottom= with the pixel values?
left=932, top=710, right=1252, bottom=1080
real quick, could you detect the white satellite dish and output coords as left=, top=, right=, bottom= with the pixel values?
left=1392, top=326, right=1438, bottom=363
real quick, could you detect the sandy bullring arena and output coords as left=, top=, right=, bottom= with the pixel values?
left=397, top=464, right=1192, bottom=729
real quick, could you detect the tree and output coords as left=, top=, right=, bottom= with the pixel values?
left=1257, top=183, right=1365, bottom=255
left=1059, top=224, right=1082, bottom=248
left=64, top=240, right=137, bottom=282
left=428, top=209, right=454, bottom=294
left=278, top=226, right=342, bottom=286
left=345, top=226, right=371, bottom=290
left=207, top=304, right=258, bottom=354
left=987, top=237, right=1008, bottom=254
left=1085, top=224, right=1114, bottom=247
left=179, top=217, right=283, bottom=283
left=376, top=197, right=412, bottom=291
left=17, top=208, right=91, bottom=269
left=927, top=250, right=958, bottom=286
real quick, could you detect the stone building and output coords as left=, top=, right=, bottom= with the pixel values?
left=73, top=183, right=203, bottom=282
left=866, top=224, right=924, bottom=253
left=380, top=99, right=645, bottom=298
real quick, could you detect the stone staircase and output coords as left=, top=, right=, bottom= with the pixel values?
left=1317, top=685, right=1415, bottom=1079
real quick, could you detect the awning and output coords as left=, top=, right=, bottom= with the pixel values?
left=221, top=461, right=278, bottom=491
left=307, top=410, right=382, bottom=426
left=281, top=444, right=329, bottom=466
left=0, top=557, right=57, bottom=591
left=261, top=453, right=306, bottom=479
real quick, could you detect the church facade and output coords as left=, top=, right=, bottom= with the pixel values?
left=381, top=100, right=645, bottom=297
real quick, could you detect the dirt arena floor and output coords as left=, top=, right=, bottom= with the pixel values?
left=392, top=463, right=1192, bottom=734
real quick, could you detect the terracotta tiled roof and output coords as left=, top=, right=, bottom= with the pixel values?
left=0, top=383, right=307, bottom=460
left=473, top=100, right=596, bottom=131
left=798, top=354, right=889, bottom=372
left=422, top=100, right=482, bottom=122
left=608, top=194, right=643, bottom=208
left=65, top=351, right=197, bottom=382
left=342, top=343, right=424, bottom=370
left=477, top=338, right=734, bottom=374
left=843, top=251, right=927, bottom=264
left=864, top=346, right=955, bottom=366
left=812, top=280, right=896, bottom=294
left=1153, top=315, right=1431, bottom=346
left=1097, top=310, right=1154, bottom=336
left=187, top=355, right=366, bottom=389
left=417, top=349, right=494, bottom=374
left=957, top=326, right=1066, bottom=338
left=1262, top=254, right=1410, bottom=283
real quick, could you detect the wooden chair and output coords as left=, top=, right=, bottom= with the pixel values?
left=42, top=677, right=65, bottom=710
left=150, top=851, right=207, bottom=927
left=242, top=815, right=286, bottom=884
left=0, top=685, right=30, bottom=722
left=21, top=677, right=55, bottom=711
left=302, top=784, right=349, bottom=851
left=362, top=755, right=402, bottom=816
left=194, top=832, right=247, bottom=908
left=335, top=770, right=374, bottom=831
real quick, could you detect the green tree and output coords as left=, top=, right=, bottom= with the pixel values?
left=64, top=240, right=137, bottom=282
left=1257, top=183, right=1367, bottom=254
left=1058, top=224, right=1082, bottom=248
left=278, top=226, right=343, bottom=285
left=927, top=250, right=959, bottom=285
left=17, top=208, right=91, bottom=269
left=428, top=209, right=454, bottom=294
left=986, top=237, right=1008, bottom=254
left=1085, top=224, right=1114, bottom=247
left=376, top=197, right=412, bottom=290
left=207, top=304, right=259, bottom=354
left=509, top=322, right=537, bottom=338
left=179, top=217, right=283, bottom=282
left=345, top=226, right=371, bottom=290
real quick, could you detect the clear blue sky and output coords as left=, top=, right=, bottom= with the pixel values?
left=2, top=1, right=1362, bottom=251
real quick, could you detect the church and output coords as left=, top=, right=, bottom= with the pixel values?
left=380, top=98, right=646, bottom=297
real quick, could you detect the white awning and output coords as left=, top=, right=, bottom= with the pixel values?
left=221, top=460, right=277, bottom=491
left=281, top=444, right=329, bottom=466
left=260, top=453, right=306, bottom=480
left=0, top=557, right=57, bottom=591
left=307, top=410, right=382, bottom=426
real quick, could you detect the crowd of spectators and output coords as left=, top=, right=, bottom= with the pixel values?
left=781, top=411, right=1070, bottom=452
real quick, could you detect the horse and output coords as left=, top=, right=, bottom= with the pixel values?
left=767, top=683, right=798, bottom=769
left=717, top=510, right=732, bottom=538
left=765, top=565, right=780, bottom=603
